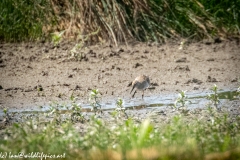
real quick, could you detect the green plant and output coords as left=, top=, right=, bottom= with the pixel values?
left=70, top=28, right=100, bottom=61
left=48, top=102, right=65, bottom=124
left=51, top=31, right=65, bottom=46
left=70, top=95, right=85, bottom=123
left=174, top=90, right=191, bottom=111
left=198, top=0, right=240, bottom=34
left=0, top=0, right=53, bottom=41
left=70, top=43, right=87, bottom=61
left=89, top=89, right=102, bottom=115
left=2, top=108, right=10, bottom=124
left=115, top=98, right=128, bottom=119
left=2, top=89, right=240, bottom=160
left=3, top=108, right=8, bottom=115
left=1, top=108, right=240, bottom=159
left=207, top=84, right=221, bottom=110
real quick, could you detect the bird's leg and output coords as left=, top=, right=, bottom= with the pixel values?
left=132, top=90, right=137, bottom=98
left=130, top=84, right=136, bottom=94
left=142, top=91, right=144, bottom=99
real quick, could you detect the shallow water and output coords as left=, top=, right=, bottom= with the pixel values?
left=0, top=89, right=239, bottom=117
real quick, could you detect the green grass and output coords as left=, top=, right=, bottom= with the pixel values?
left=0, top=0, right=53, bottom=42
left=1, top=0, right=239, bottom=43
left=0, top=109, right=240, bottom=159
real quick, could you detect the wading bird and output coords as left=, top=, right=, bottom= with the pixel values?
left=130, top=75, right=150, bottom=99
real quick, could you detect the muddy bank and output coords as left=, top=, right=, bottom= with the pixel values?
left=0, top=39, right=239, bottom=111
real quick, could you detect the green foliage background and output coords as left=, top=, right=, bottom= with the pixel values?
left=0, top=0, right=239, bottom=42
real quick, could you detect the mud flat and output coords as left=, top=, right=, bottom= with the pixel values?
left=0, top=39, right=239, bottom=111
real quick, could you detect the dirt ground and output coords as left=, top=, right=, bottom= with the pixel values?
left=0, top=38, right=239, bottom=111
